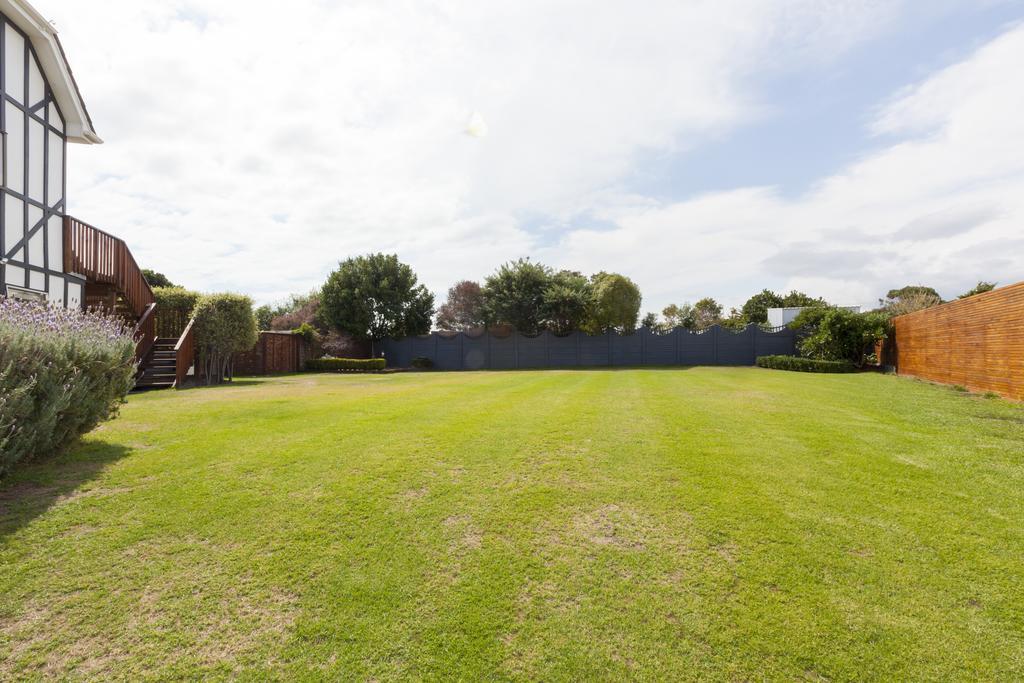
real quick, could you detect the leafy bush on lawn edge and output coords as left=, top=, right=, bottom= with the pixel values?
left=0, top=298, right=136, bottom=477
left=306, top=358, right=385, bottom=372
left=756, top=355, right=857, bottom=373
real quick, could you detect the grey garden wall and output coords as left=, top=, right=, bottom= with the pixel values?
left=380, top=325, right=796, bottom=370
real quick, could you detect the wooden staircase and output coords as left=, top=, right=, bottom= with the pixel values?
left=135, top=338, right=178, bottom=390
left=65, top=216, right=195, bottom=391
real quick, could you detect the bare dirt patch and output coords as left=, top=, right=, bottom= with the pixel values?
left=570, top=503, right=654, bottom=550
left=443, top=514, right=483, bottom=552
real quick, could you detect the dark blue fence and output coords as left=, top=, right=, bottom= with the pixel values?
left=380, top=325, right=796, bottom=370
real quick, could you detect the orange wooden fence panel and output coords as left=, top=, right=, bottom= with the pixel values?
left=891, top=281, right=1024, bottom=400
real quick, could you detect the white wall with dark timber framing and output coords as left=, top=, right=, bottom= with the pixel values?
left=0, top=9, right=82, bottom=308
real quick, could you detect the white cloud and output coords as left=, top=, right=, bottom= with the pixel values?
left=38, top=0, right=1020, bottom=314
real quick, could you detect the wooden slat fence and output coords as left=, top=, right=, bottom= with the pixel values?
left=891, top=281, right=1024, bottom=399
left=234, top=332, right=309, bottom=375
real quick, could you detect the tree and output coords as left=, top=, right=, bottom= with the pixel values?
left=270, top=292, right=322, bottom=331
left=662, top=303, right=695, bottom=330
left=254, top=305, right=275, bottom=331
left=436, top=280, right=486, bottom=331
left=320, top=253, right=434, bottom=341
left=879, top=285, right=943, bottom=317
left=740, top=289, right=784, bottom=325
left=142, top=269, right=176, bottom=288
left=958, top=281, right=996, bottom=299
left=691, top=297, right=723, bottom=330
left=581, top=272, right=641, bottom=334
left=641, top=312, right=659, bottom=329
left=781, top=290, right=825, bottom=308
left=720, top=307, right=747, bottom=331
left=790, top=306, right=888, bottom=366
left=192, top=293, right=258, bottom=385
left=542, top=270, right=592, bottom=335
left=481, top=258, right=552, bottom=334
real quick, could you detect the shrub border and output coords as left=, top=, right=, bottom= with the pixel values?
left=756, top=355, right=856, bottom=373
left=306, top=358, right=385, bottom=373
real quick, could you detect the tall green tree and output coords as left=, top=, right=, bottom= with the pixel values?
left=542, top=270, right=592, bottom=336
left=320, top=254, right=434, bottom=340
left=781, top=290, right=825, bottom=307
left=662, top=303, right=695, bottom=330
left=740, top=290, right=784, bottom=325
left=436, top=280, right=486, bottom=331
left=582, top=272, right=641, bottom=334
left=254, top=305, right=275, bottom=331
left=879, top=285, right=943, bottom=316
left=958, top=281, right=996, bottom=299
left=691, top=297, right=723, bottom=330
left=142, top=269, right=176, bottom=288
left=481, top=259, right=552, bottom=334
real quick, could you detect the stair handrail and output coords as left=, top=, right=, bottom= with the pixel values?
left=173, top=318, right=196, bottom=388
left=63, top=216, right=156, bottom=319
left=132, top=302, right=158, bottom=366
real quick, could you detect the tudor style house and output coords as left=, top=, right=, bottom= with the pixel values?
left=0, top=0, right=98, bottom=307
left=0, top=0, right=189, bottom=389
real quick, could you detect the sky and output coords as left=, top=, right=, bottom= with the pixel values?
left=42, top=0, right=1024, bottom=315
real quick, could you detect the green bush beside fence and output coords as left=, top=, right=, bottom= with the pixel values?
left=306, top=358, right=385, bottom=373
left=0, top=299, right=136, bottom=477
left=756, top=355, right=856, bottom=373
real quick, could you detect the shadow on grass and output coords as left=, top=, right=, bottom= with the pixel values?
left=0, top=440, right=132, bottom=541
left=175, top=377, right=270, bottom=390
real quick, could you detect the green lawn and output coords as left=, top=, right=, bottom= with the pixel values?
left=2, top=368, right=1023, bottom=680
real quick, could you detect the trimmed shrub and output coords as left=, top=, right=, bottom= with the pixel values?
left=193, top=293, right=258, bottom=385
left=153, top=286, right=200, bottom=338
left=0, top=298, right=136, bottom=477
left=306, top=358, right=385, bottom=372
left=410, top=356, right=434, bottom=369
left=756, top=355, right=856, bottom=373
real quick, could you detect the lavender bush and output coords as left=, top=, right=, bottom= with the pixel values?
left=0, top=298, right=136, bottom=477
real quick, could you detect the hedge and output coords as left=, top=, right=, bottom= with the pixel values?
left=193, top=292, right=258, bottom=385
left=0, top=298, right=136, bottom=477
left=153, top=286, right=200, bottom=337
left=756, top=355, right=857, bottom=373
left=306, top=358, right=385, bottom=372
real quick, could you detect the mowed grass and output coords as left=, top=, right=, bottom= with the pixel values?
left=2, top=368, right=1024, bottom=680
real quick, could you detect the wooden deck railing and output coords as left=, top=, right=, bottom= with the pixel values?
left=133, top=302, right=158, bottom=368
left=63, top=216, right=155, bottom=319
left=174, top=318, right=196, bottom=388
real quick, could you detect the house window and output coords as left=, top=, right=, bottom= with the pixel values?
left=5, top=284, right=46, bottom=303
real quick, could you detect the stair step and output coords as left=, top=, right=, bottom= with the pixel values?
left=132, top=382, right=174, bottom=391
